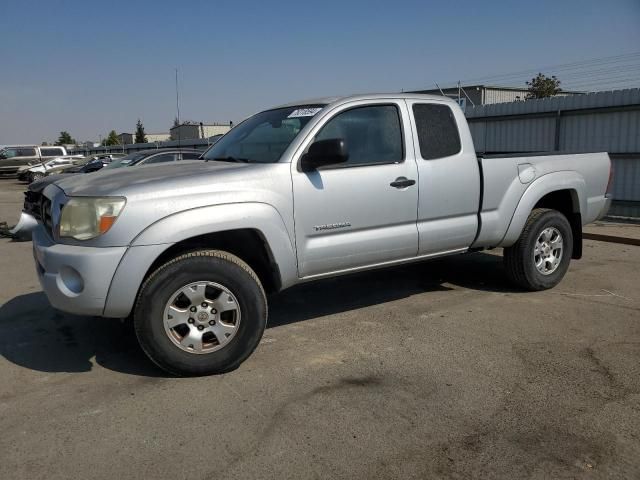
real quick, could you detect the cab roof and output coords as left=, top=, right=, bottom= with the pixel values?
left=273, top=92, right=457, bottom=109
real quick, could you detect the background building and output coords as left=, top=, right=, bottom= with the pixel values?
left=145, top=133, right=171, bottom=143
left=117, top=133, right=134, bottom=145
left=116, top=132, right=170, bottom=144
left=411, top=84, right=584, bottom=109
left=170, top=122, right=232, bottom=141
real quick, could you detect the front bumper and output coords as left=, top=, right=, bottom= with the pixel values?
left=9, top=211, right=39, bottom=240
left=597, top=196, right=613, bottom=221
left=32, top=226, right=127, bottom=316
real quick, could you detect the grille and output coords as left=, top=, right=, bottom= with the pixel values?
left=24, top=191, right=42, bottom=219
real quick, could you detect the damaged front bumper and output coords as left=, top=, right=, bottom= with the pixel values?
left=9, top=211, right=39, bottom=240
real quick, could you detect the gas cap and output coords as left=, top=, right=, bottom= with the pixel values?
left=518, top=163, right=536, bottom=184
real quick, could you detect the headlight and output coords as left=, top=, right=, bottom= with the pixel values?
left=59, top=197, right=126, bottom=240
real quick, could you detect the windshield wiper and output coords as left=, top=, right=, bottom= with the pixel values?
left=209, top=156, right=250, bottom=163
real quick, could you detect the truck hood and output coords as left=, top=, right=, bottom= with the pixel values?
left=41, top=159, right=294, bottom=248
left=30, top=173, right=74, bottom=193
left=53, top=160, right=272, bottom=197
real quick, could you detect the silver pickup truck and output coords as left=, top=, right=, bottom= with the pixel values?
left=30, top=93, right=612, bottom=376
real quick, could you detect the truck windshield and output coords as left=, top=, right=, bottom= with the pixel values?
left=0, top=149, right=16, bottom=159
left=202, top=105, right=325, bottom=164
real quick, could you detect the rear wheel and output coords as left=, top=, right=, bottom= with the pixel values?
left=134, top=250, right=267, bottom=376
left=504, top=208, right=573, bottom=291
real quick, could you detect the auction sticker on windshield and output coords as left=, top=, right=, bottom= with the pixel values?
left=288, top=107, right=322, bottom=118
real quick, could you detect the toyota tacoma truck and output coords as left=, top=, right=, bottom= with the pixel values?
left=30, top=93, right=612, bottom=376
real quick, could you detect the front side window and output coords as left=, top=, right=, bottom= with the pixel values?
left=142, top=153, right=177, bottom=164
left=202, top=105, right=324, bottom=164
left=102, top=152, right=146, bottom=169
left=314, top=105, right=403, bottom=167
left=412, top=104, right=461, bottom=160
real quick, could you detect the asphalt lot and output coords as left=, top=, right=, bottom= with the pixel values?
left=1, top=179, right=639, bottom=479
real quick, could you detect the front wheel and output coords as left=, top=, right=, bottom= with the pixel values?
left=134, top=250, right=267, bottom=376
left=504, top=208, right=573, bottom=291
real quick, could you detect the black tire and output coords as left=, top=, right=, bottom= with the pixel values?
left=134, top=250, right=267, bottom=376
left=504, top=208, right=573, bottom=291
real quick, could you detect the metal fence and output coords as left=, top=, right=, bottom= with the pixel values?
left=465, top=88, right=640, bottom=217
left=70, top=137, right=215, bottom=156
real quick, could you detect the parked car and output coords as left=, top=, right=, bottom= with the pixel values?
left=0, top=145, right=67, bottom=176
left=52, top=157, right=111, bottom=175
left=18, top=155, right=86, bottom=183
left=47, top=153, right=127, bottom=176
left=101, top=148, right=203, bottom=170
left=42, top=150, right=201, bottom=178
left=29, top=93, right=611, bottom=376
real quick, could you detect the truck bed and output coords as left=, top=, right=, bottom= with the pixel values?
left=473, top=152, right=611, bottom=249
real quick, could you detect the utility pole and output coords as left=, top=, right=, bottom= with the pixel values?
left=175, top=68, right=181, bottom=147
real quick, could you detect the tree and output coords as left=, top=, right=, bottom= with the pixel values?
left=55, top=131, right=75, bottom=145
left=173, top=117, right=180, bottom=128
left=135, top=119, right=147, bottom=144
left=103, top=130, right=120, bottom=146
left=526, top=73, right=561, bottom=99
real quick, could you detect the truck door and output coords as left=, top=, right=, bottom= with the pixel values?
left=405, top=100, right=480, bottom=254
left=291, top=100, right=419, bottom=277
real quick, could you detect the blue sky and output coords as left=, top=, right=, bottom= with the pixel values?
left=1, top=0, right=639, bottom=144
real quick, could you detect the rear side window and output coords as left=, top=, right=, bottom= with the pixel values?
left=17, top=148, right=37, bottom=157
left=41, top=148, right=64, bottom=156
left=315, top=104, right=403, bottom=167
left=412, top=104, right=461, bottom=160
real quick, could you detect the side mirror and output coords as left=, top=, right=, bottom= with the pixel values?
left=300, top=138, right=348, bottom=172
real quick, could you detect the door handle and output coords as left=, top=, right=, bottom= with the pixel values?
left=390, top=177, right=416, bottom=188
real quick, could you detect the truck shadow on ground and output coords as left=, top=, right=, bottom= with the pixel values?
left=0, top=251, right=516, bottom=376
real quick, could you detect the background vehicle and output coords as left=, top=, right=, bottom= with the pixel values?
left=100, top=148, right=203, bottom=170
left=0, top=145, right=67, bottom=176
left=18, top=155, right=85, bottom=183
left=47, top=153, right=127, bottom=175
left=30, top=94, right=611, bottom=376
left=12, top=148, right=206, bottom=238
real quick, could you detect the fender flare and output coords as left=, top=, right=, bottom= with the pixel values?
left=103, top=202, right=297, bottom=318
left=499, top=171, right=585, bottom=247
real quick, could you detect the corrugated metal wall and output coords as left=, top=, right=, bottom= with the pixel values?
left=560, top=110, right=640, bottom=153
left=483, top=88, right=528, bottom=105
left=466, top=88, right=640, bottom=214
left=469, top=117, right=556, bottom=152
left=610, top=157, right=640, bottom=201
